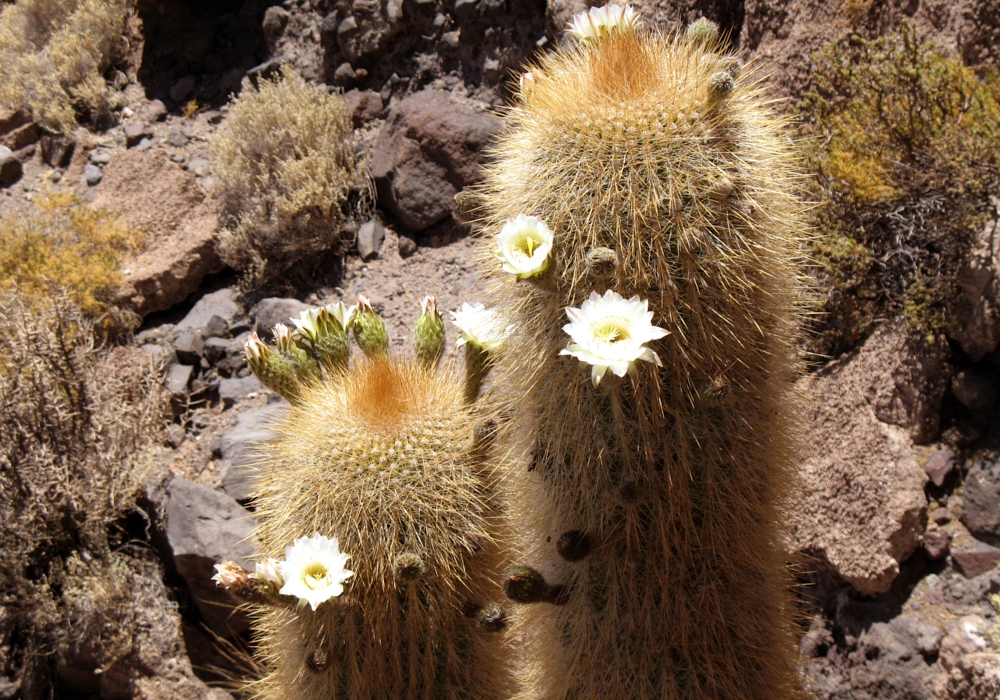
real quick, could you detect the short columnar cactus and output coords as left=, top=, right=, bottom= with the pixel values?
left=472, top=6, right=808, bottom=699
left=223, top=301, right=512, bottom=699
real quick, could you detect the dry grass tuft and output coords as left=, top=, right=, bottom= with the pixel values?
left=210, top=66, right=365, bottom=292
left=0, top=0, right=133, bottom=132
left=0, top=192, right=143, bottom=334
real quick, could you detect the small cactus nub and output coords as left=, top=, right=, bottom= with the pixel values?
left=352, top=294, right=389, bottom=357
left=414, top=296, right=445, bottom=370
left=503, top=566, right=550, bottom=604
left=686, top=16, right=719, bottom=47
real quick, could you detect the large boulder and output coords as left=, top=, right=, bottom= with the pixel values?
left=961, top=455, right=1000, bottom=546
left=220, top=402, right=287, bottom=502
left=371, top=89, right=502, bottom=232
left=91, top=149, right=224, bottom=318
left=791, top=322, right=930, bottom=595
left=954, top=212, right=1000, bottom=361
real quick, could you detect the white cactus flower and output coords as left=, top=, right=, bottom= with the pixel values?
left=251, top=558, right=284, bottom=589
left=450, top=303, right=508, bottom=352
left=559, top=290, right=669, bottom=387
left=494, top=214, right=554, bottom=280
left=291, top=307, right=323, bottom=342
left=325, top=300, right=356, bottom=330
left=212, top=561, right=245, bottom=589
left=277, top=534, right=354, bottom=611
left=244, top=332, right=268, bottom=361
left=272, top=322, right=296, bottom=353
left=567, top=4, right=641, bottom=43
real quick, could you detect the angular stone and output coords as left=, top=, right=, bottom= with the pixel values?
left=0, top=145, right=22, bottom=188
left=954, top=215, right=1000, bottom=361
left=925, top=449, right=956, bottom=488
left=202, top=336, right=232, bottom=367
left=83, top=164, right=102, bottom=186
left=138, top=99, right=167, bottom=123
left=164, top=363, right=194, bottom=396
left=952, top=541, right=1000, bottom=578
left=92, top=149, right=223, bottom=318
left=170, top=76, right=197, bottom=103
left=357, top=219, right=385, bottom=260
left=176, top=288, right=241, bottom=332
left=153, top=477, right=257, bottom=636
left=923, top=530, right=951, bottom=560
left=39, top=133, right=75, bottom=167
left=0, top=120, right=39, bottom=151
left=218, top=374, right=265, bottom=409
left=790, top=322, right=929, bottom=595
left=344, top=89, right=385, bottom=127
left=123, top=121, right=152, bottom=148
left=960, top=456, right=1000, bottom=545
left=220, top=403, right=287, bottom=502
left=252, top=297, right=310, bottom=339
left=951, top=366, right=999, bottom=412
left=371, top=89, right=502, bottom=232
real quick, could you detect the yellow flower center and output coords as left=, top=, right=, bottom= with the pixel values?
left=593, top=317, right=631, bottom=345
left=303, top=562, right=330, bottom=590
left=514, top=231, right=543, bottom=259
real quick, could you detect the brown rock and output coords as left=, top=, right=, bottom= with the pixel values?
left=0, top=121, right=39, bottom=151
left=934, top=652, right=1000, bottom=700
left=91, top=149, right=223, bottom=318
left=39, top=132, right=76, bottom=167
left=923, top=530, right=951, bottom=560
left=344, top=88, right=385, bottom=127
left=954, top=213, right=1000, bottom=361
left=951, top=540, right=1000, bottom=578
left=790, top=322, right=929, bottom=595
left=925, top=449, right=956, bottom=488
left=371, top=89, right=502, bottom=232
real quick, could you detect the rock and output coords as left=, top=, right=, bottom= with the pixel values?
left=333, top=62, right=357, bottom=87
left=0, top=108, right=31, bottom=135
left=176, top=288, right=241, bottom=332
left=344, top=89, right=385, bottom=127
left=357, top=219, right=385, bottom=260
left=164, top=363, right=194, bottom=396
left=939, top=616, right=992, bottom=670
left=39, top=132, right=75, bottom=167
left=220, top=403, right=287, bottom=502
left=186, top=157, right=210, bottom=177
left=0, top=145, right=23, bottom=188
left=371, top=89, right=502, bottom=232
left=218, top=374, right=265, bottom=409
left=138, top=99, right=167, bottom=123
left=153, top=477, right=257, bottom=636
left=83, top=163, right=102, bottom=186
left=202, top=336, right=231, bottom=366
left=923, top=530, right=951, bottom=560
left=954, top=213, right=1000, bottom=361
left=89, top=151, right=111, bottom=165
left=183, top=35, right=214, bottom=64
left=172, top=330, right=204, bottom=365
left=0, top=121, right=39, bottom=152
left=167, top=130, right=188, bottom=148
left=951, top=540, right=1000, bottom=578
left=252, top=297, right=310, bottom=339
left=262, top=5, right=290, bottom=46
left=245, top=58, right=285, bottom=87
left=140, top=342, right=177, bottom=368
left=935, top=652, right=1000, bottom=700
left=123, top=121, right=152, bottom=148
left=925, top=449, right=956, bottom=488
left=91, top=149, right=224, bottom=318
left=790, top=322, right=929, bottom=595
left=170, top=76, right=197, bottom=103
left=136, top=137, right=153, bottom=151
left=952, top=366, right=999, bottom=412
left=961, top=457, right=1000, bottom=545
left=398, top=232, right=418, bottom=257
left=454, top=0, right=480, bottom=21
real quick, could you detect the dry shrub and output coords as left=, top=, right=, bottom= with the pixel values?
left=0, top=0, right=132, bottom=132
left=0, top=192, right=142, bottom=333
left=210, top=66, right=363, bottom=291
left=0, top=291, right=168, bottom=693
left=800, top=21, right=1000, bottom=357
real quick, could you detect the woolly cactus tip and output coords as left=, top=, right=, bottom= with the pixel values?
left=478, top=604, right=508, bottom=632
left=393, top=552, right=426, bottom=583
left=567, top=4, right=642, bottom=44
left=686, top=17, right=719, bottom=47
left=586, top=247, right=618, bottom=280
left=353, top=294, right=389, bottom=358
left=415, top=296, right=445, bottom=370
left=556, top=530, right=593, bottom=562
left=503, top=566, right=551, bottom=604
left=494, top=214, right=554, bottom=281
left=709, top=70, right=735, bottom=99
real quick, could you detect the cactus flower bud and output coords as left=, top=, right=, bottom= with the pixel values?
left=273, top=323, right=322, bottom=386
left=352, top=294, right=389, bottom=358
left=415, top=296, right=445, bottom=370
left=292, top=302, right=354, bottom=373
left=245, top=332, right=305, bottom=403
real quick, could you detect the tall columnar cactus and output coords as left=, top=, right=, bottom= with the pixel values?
left=473, top=7, right=807, bottom=699
left=220, top=299, right=513, bottom=699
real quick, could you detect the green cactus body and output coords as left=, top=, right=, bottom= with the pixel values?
left=247, top=353, right=512, bottom=699
left=475, top=22, right=807, bottom=700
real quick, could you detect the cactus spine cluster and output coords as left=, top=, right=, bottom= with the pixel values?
left=233, top=299, right=513, bottom=699
left=473, top=11, right=807, bottom=700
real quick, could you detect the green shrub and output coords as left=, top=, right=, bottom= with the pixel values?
left=0, top=0, right=132, bottom=132
left=800, top=21, right=1000, bottom=356
left=210, top=66, right=364, bottom=292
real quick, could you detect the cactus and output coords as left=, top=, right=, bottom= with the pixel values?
left=225, top=301, right=512, bottom=699
left=473, top=7, right=807, bottom=699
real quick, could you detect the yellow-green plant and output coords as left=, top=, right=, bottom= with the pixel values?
left=800, top=20, right=1000, bottom=355
left=0, top=0, right=132, bottom=132
left=472, top=9, right=807, bottom=699
left=221, top=299, right=513, bottom=699
left=210, top=66, right=363, bottom=291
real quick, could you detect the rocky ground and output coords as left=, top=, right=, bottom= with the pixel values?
left=2, top=0, right=1000, bottom=698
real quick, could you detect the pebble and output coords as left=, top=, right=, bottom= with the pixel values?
left=83, top=164, right=103, bottom=186
left=89, top=151, right=111, bottom=165
left=136, top=137, right=153, bottom=151
left=167, top=130, right=189, bottom=147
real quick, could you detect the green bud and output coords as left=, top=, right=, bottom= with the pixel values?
left=244, top=332, right=305, bottom=403
left=414, top=296, right=445, bottom=370
left=273, top=323, right=322, bottom=385
left=708, top=70, right=734, bottom=99
left=292, top=302, right=354, bottom=373
left=504, top=566, right=550, bottom=604
left=352, top=295, right=389, bottom=358
left=686, top=18, right=719, bottom=48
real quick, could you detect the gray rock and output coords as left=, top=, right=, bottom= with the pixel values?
left=262, top=5, right=290, bottom=45
left=954, top=215, right=1000, bottom=360
left=140, top=342, right=177, bottom=368
left=187, top=157, right=211, bottom=177
left=441, top=29, right=461, bottom=48
left=218, top=374, right=265, bottom=409
left=136, top=137, right=153, bottom=151
left=333, top=62, right=357, bottom=87
left=203, top=314, right=230, bottom=340
left=172, top=329, right=204, bottom=364
left=155, top=477, right=257, bottom=635
left=961, top=457, right=1000, bottom=545
left=371, top=89, right=502, bottom=232
left=138, top=99, right=167, bottom=122
left=357, top=219, right=385, bottom=260
left=176, top=288, right=242, bottom=332
left=220, top=403, right=287, bottom=502
left=170, top=76, right=197, bottom=103
left=245, top=58, right=285, bottom=88
left=89, top=151, right=111, bottom=165
left=252, top=297, right=310, bottom=339
left=202, top=336, right=232, bottom=366
left=925, top=449, right=955, bottom=487
left=165, top=363, right=194, bottom=396
left=398, top=233, right=418, bottom=257
left=123, top=121, right=152, bottom=148
left=83, top=164, right=103, bottom=186
left=0, top=145, right=22, bottom=188
left=167, top=129, right=188, bottom=148
left=951, top=366, right=999, bottom=412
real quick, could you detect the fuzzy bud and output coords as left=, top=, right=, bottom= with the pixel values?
left=352, top=294, right=389, bottom=358
left=586, top=247, right=618, bottom=280
left=686, top=17, right=718, bottom=48
left=708, top=70, right=734, bottom=99
left=556, top=530, right=592, bottom=562
left=453, top=190, right=486, bottom=225
left=245, top=332, right=305, bottom=403
left=273, top=323, right=323, bottom=385
left=393, top=553, right=426, bottom=584
left=478, top=604, right=507, bottom=632
left=504, top=566, right=550, bottom=604
left=415, top=296, right=445, bottom=370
